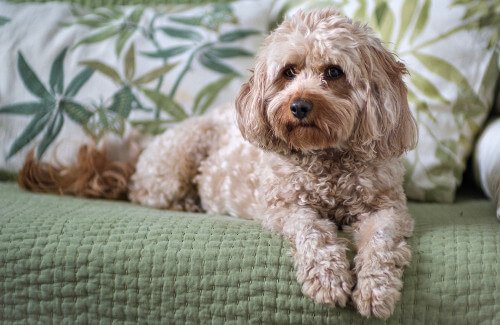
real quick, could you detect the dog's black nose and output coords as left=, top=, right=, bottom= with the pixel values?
left=290, top=99, right=312, bottom=120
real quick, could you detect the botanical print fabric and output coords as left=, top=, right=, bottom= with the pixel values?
left=275, top=0, right=499, bottom=202
left=0, top=0, right=499, bottom=202
left=0, top=1, right=269, bottom=170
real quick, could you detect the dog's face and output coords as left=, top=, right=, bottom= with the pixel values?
left=236, top=8, right=417, bottom=158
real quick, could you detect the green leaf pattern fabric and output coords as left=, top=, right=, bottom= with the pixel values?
left=274, top=0, right=499, bottom=202
left=0, top=0, right=499, bottom=202
left=0, top=1, right=269, bottom=170
left=1, top=49, right=93, bottom=159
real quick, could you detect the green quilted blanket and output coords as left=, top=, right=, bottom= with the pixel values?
left=0, top=182, right=499, bottom=323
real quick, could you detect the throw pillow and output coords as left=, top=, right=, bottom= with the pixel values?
left=273, top=0, right=500, bottom=202
left=474, top=118, right=500, bottom=220
left=0, top=0, right=270, bottom=171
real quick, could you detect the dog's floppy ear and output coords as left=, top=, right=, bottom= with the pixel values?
left=351, top=39, right=417, bottom=159
left=235, top=58, right=274, bottom=148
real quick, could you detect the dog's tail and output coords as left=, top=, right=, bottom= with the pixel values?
left=18, top=145, right=135, bottom=200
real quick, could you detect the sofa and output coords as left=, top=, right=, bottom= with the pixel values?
left=1, top=0, right=499, bottom=323
left=1, top=178, right=499, bottom=323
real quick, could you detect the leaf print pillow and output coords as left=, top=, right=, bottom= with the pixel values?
left=273, top=0, right=500, bottom=202
left=0, top=1, right=270, bottom=173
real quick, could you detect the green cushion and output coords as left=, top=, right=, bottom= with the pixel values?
left=0, top=182, right=498, bottom=323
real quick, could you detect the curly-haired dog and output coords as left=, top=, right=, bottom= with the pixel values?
left=128, top=8, right=417, bottom=318
left=19, top=8, right=417, bottom=319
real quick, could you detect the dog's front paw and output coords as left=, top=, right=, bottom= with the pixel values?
left=298, top=260, right=354, bottom=307
left=352, top=271, right=402, bottom=319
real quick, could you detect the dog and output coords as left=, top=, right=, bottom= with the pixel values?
left=19, top=8, right=417, bottom=319
left=128, top=8, right=417, bottom=318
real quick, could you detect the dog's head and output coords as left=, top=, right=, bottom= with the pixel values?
left=236, top=8, right=417, bottom=159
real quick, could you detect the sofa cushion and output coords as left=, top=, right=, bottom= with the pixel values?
left=0, top=182, right=498, bottom=323
left=0, top=1, right=269, bottom=171
left=274, top=0, right=500, bottom=202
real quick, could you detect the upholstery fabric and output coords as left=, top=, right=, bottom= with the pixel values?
left=0, top=1, right=269, bottom=171
left=275, top=0, right=500, bottom=203
left=1, top=182, right=498, bottom=323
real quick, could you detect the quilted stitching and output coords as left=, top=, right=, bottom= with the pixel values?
left=1, top=182, right=499, bottom=323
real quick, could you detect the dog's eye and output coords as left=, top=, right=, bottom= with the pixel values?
left=282, top=66, right=296, bottom=80
left=324, top=65, right=344, bottom=80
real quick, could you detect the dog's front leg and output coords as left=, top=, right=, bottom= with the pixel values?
left=351, top=208, right=413, bottom=319
left=262, top=207, right=354, bottom=307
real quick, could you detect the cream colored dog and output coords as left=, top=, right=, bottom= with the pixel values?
left=129, top=8, right=417, bottom=319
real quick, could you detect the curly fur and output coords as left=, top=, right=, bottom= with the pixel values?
left=19, top=145, right=134, bottom=200
left=130, top=9, right=417, bottom=319
left=19, top=8, right=417, bottom=319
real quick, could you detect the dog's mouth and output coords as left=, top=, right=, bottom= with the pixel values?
left=281, top=122, right=333, bottom=151
left=286, top=122, right=317, bottom=132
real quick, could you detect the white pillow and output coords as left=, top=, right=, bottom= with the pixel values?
left=474, top=118, right=500, bottom=219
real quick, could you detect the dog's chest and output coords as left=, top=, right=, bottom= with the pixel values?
left=304, top=166, right=359, bottom=220
left=269, top=157, right=369, bottom=223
